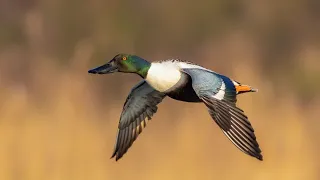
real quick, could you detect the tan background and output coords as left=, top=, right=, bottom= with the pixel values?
left=1, top=0, right=320, bottom=179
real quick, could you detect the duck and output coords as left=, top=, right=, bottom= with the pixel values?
left=88, top=54, right=263, bottom=161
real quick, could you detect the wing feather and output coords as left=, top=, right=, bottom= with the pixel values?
left=203, top=95, right=263, bottom=160
left=181, top=68, right=263, bottom=161
left=111, top=80, right=166, bottom=161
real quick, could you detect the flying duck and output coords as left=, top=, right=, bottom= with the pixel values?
left=88, top=54, right=263, bottom=161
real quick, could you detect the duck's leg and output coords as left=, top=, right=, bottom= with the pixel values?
left=232, top=80, right=258, bottom=95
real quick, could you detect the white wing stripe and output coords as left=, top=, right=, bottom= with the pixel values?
left=212, top=82, right=226, bottom=100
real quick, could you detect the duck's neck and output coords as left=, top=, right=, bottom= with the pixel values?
left=136, top=59, right=151, bottom=79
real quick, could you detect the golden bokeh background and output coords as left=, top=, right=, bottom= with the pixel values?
left=1, top=0, right=319, bottom=179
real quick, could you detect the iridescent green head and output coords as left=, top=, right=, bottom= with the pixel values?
left=88, top=54, right=151, bottom=78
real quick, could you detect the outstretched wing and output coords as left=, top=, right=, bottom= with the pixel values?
left=181, top=68, right=263, bottom=160
left=111, top=80, right=166, bottom=161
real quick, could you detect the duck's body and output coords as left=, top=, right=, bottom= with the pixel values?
left=88, top=54, right=262, bottom=161
left=165, top=72, right=201, bottom=102
left=146, top=60, right=202, bottom=102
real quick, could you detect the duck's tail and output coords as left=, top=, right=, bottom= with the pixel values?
left=232, top=80, right=258, bottom=95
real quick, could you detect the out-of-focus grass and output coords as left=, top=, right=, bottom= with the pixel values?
left=0, top=41, right=319, bottom=180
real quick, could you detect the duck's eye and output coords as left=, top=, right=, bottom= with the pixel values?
left=122, top=57, right=127, bottom=61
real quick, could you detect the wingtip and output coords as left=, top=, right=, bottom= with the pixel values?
left=256, top=154, right=263, bottom=161
left=110, top=150, right=117, bottom=160
left=110, top=152, right=123, bottom=161
left=110, top=155, right=121, bottom=162
left=115, top=155, right=122, bottom=161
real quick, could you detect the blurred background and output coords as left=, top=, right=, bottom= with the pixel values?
left=0, top=0, right=320, bottom=179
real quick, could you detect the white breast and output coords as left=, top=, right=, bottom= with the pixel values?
left=145, top=62, right=181, bottom=92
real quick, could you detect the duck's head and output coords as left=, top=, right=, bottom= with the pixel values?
left=88, top=54, right=151, bottom=78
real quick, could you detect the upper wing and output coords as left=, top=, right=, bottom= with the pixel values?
left=111, top=80, right=166, bottom=161
left=181, top=68, right=263, bottom=160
